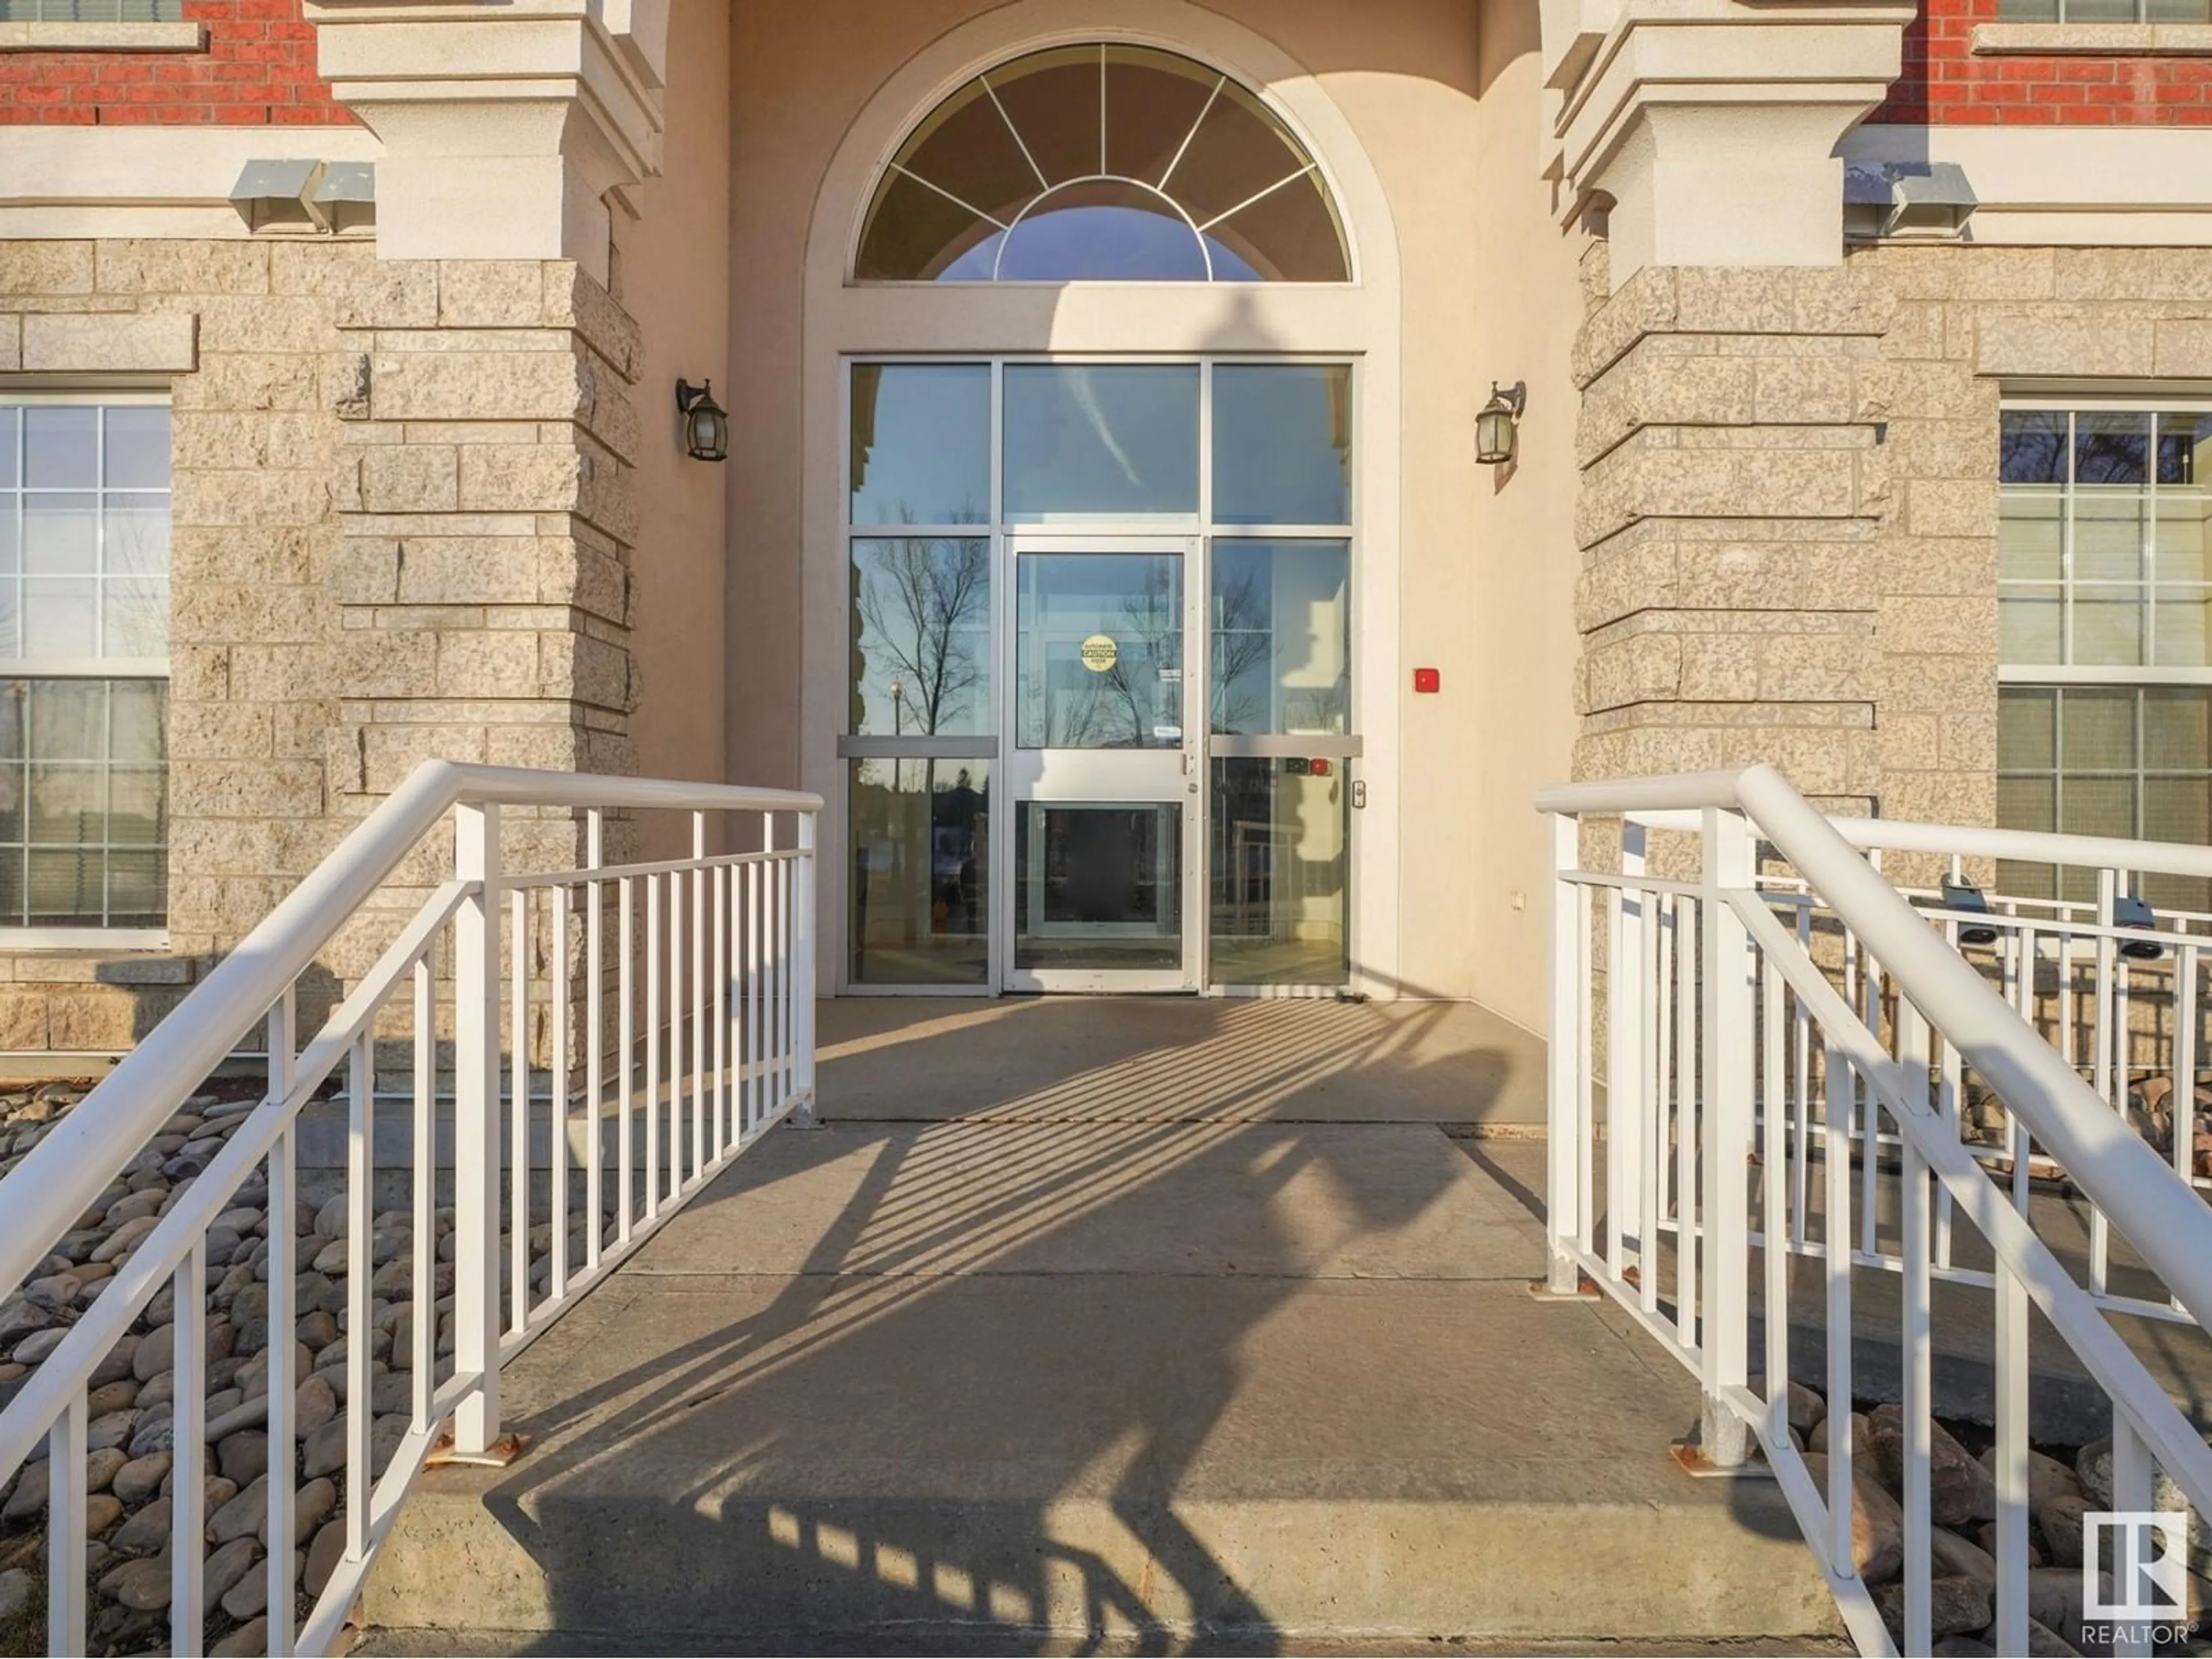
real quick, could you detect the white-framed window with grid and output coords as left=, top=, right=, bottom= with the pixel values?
left=0, top=395, right=171, bottom=945
left=1998, top=399, right=2212, bottom=911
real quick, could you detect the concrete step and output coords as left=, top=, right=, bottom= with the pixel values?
left=359, top=1123, right=1839, bottom=1652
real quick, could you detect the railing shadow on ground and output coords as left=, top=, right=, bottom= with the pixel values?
left=453, top=997, right=1522, bottom=1654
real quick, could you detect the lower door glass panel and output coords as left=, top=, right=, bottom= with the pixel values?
left=1209, top=757, right=1348, bottom=986
left=1016, top=801, right=1182, bottom=971
left=848, top=759, right=990, bottom=985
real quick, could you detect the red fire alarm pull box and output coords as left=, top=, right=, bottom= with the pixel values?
left=1413, top=668, right=1441, bottom=694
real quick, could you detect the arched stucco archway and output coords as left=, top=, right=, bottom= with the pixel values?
left=791, top=0, right=1406, bottom=998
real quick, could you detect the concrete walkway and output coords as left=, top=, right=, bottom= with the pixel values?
left=363, top=999, right=1836, bottom=1656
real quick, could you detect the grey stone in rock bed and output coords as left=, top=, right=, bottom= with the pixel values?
left=112, top=1451, right=170, bottom=1506
left=202, top=1535, right=258, bottom=1615
left=99, top=1553, right=173, bottom=1612
left=208, top=1474, right=268, bottom=1545
left=0, top=1300, right=46, bottom=1343
left=135, top=1369, right=175, bottom=1410
left=218, top=1429, right=269, bottom=1487
left=298, top=1310, right=339, bottom=1350
left=85, top=1380, right=138, bottom=1418
left=86, top=1409, right=139, bottom=1452
left=2, top=1459, right=48, bottom=1523
left=108, top=1500, right=171, bottom=1559
left=211, top=1615, right=270, bottom=1658
left=128, top=1406, right=176, bottom=1459
left=268, top=1475, right=337, bottom=1548
left=214, top=1207, right=261, bottom=1234
left=57, top=1230, right=107, bottom=1262
left=0, top=1566, right=31, bottom=1625
left=82, top=1492, right=121, bottom=1533
left=105, top=1190, right=165, bottom=1228
left=11, top=1328, right=65, bottom=1367
left=24, top=1272, right=81, bottom=1311
left=163, top=1155, right=207, bottom=1181
left=84, top=1445, right=128, bottom=1495
left=221, top=1551, right=298, bottom=1620
left=294, top=1373, right=338, bottom=1437
left=90, top=1335, right=140, bottom=1388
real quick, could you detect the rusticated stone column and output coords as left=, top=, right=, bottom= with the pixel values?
left=321, top=257, right=642, bottom=985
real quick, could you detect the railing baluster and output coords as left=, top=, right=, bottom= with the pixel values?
left=1993, top=1255, right=2031, bottom=1658
left=347, top=1032, right=373, bottom=1565
left=796, top=813, right=817, bottom=1124
left=2111, top=1412, right=2156, bottom=1659
left=2013, top=923, right=2038, bottom=1211
left=267, top=1119, right=297, bottom=1657
left=714, top=858, right=730, bottom=1157
left=1576, top=878, right=1596, bottom=1260
left=747, top=851, right=763, bottom=1138
left=1823, top=1051, right=1855, bottom=1581
left=510, top=888, right=530, bottom=1335
left=1640, top=873, right=1662, bottom=1315
left=1791, top=902, right=1812, bottom=1249
left=48, top=1391, right=86, bottom=1657
left=452, top=797, right=504, bottom=1457
left=692, top=810, right=709, bottom=1175
left=551, top=881, right=571, bottom=1303
left=1544, top=813, right=1582, bottom=1292
left=171, top=1238, right=207, bottom=1656
left=668, top=854, right=685, bottom=1194
left=618, top=872, right=636, bottom=1244
left=412, top=953, right=435, bottom=1427
left=1761, top=946, right=1787, bottom=1440
left=1676, top=892, right=1698, bottom=1345
left=586, top=810, right=605, bottom=1271
left=646, top=870, right=662, bottom=1222
left=1900, top=1134, right=1933, bottom=1658
left=1605, top=883, right=1626, bottom=1274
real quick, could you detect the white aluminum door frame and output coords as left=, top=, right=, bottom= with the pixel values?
left=998, top=531, right=1205, bottom=993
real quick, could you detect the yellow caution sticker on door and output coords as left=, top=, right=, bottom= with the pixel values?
left=1080, top=634, right=1118, bottom=673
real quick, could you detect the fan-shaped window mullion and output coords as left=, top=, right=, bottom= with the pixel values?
left=859, top=43, right=1350, bottom=283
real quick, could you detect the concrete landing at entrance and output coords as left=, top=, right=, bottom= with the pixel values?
left=363, top=1003, right=1836, bottom=1654
left=813, top=995, right=1551, bottom=1127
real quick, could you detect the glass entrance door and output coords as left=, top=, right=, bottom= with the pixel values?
left=1003, top=537, right=1202, bottom=991
left=840, top=358, right=1359, bottom=995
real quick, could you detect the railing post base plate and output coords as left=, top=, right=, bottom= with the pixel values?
left=1668, top=1439, right=1774, bottom=1480
left=425, top=1431, right=531, bottom=1470
left=1527, top=1274, right=1603, bottom=1301
left=789, top=1094, right=823, bottom=1131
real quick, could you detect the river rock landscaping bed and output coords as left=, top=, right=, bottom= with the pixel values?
left=0, top=1080, right=596, bottom=1658
left=1769, top=1376, right=2212, bottom=1656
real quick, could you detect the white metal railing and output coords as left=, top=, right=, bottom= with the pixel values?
left=1540, top=766, right=2212, bottom=1658
left=0, top=762, right=820, bottom=1657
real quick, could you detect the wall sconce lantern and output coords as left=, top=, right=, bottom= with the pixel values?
left=676, top=379, right=729, bottom=463
left=1476, top=380, right=1526, bottom=467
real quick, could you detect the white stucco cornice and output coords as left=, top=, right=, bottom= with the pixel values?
left=303, top=1, right=666, bottom=282
left=1544, top=0, right=1911, bottom=286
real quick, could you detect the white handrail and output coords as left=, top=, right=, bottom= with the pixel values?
left=0, top=762, right=820, bottom=1310
left=1540, top=766, right=2212, bottom=1656
left=0, top=761, right=822, bottom=1657
left=1830, top=813, right=2212, bottom=879
left=1537, top=764, right=2212, bottom=1331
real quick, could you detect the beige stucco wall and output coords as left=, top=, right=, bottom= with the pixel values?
left=617, top=0, right=734, bottom=858
left=1460, top=0, right=1588, bottom=1028
left=725, top=0, right=1582, bottom=1013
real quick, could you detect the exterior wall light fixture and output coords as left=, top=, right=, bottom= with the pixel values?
left=1476, top=381, right=1526, bottom=467
left=676, top=379, right=729, bottom=463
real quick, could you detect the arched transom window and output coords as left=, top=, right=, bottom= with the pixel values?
left=857, top=44, right=1351, bottom=284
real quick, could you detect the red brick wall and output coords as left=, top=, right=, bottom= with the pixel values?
left=1874, top=0, right=2212, bottom=123
left=0, top=0, right=352, bottom=126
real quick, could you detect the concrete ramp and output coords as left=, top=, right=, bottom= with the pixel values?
left=362, top=1034, right=1840, bottom=1655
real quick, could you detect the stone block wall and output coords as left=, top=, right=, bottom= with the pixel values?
left=1571, top=241, right=2212, bottom=878
left=0, top=239, right=640, bottom=1056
